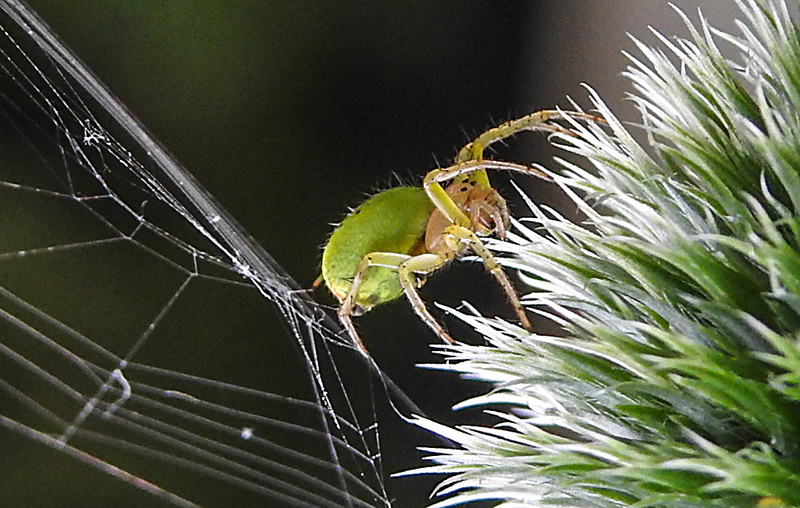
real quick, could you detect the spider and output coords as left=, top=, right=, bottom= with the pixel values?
left=320, top=109, right=600, bottom=356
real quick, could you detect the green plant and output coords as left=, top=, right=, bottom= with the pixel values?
left=405, top=1, right=800, bottom=506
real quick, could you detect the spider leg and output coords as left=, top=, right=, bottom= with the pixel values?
left=338, top=251, right=413, bottom=356
left=397, top=253, right=454, bottom=344
left=423, top=109, right=604, bottom=228
left=443, top=224, right=532, bottom=331
left=423, top=159, right=549, bottom=228
left=457, top=109, right=605, bottom=162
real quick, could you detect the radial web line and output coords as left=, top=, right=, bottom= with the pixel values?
left=0, top=1, right=426, bottom=506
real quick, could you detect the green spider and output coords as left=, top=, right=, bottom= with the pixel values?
left=320, top=109, right=600, bottom=356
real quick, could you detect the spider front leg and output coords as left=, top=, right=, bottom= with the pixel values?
left=423, top=159, right=551, bottom=230
left=456, top=109, right=605, bottom=163
left=442, top=224, right=532, bottom=331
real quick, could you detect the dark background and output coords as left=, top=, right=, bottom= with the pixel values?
left=1, top=2, right=752, bottom=507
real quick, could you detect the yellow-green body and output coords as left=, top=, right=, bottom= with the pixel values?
left=322, top=186, right=434, bottom=312
left=318, top=110, right=599, bottom=355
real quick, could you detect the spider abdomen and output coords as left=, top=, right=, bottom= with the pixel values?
left=322, top=186, right=434, bottom=311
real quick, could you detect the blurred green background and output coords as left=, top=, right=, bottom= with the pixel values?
left=1, top=1, right=750, bottom=507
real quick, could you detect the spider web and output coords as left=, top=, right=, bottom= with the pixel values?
left=0, top=1, right=417, bottom=506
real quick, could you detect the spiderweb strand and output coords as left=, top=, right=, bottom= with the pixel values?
left=0, top=1, right=417, bottom=506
